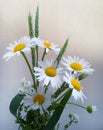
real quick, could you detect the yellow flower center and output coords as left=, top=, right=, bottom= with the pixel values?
left=71, top=78, right=82, bottom=91
left=70, top=62, right=83, bottom=71
left=43, top=41, right=52, bottom=48
left=14, top=43, right=26, bottom=52
left=45, top=67, right=56, bottom=77
left=33, top=94, right=45, bottom=105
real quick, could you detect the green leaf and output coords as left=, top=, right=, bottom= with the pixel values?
left=35, top=6, right=39, bottom=37
left=28, top=13, right=34, bottom=38
left=9, top=94, right=24, bottom=117
left=78, top=73, right=88, bottom=80
left=54, top=39, right=69, bottom=68
left=44, top=89, right=72, bottom=130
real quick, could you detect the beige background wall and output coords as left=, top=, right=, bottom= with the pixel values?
left=0, top=0, right=103, bottom=130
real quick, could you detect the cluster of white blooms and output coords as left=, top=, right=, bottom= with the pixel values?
left=3, top=36, right=95, bottom=119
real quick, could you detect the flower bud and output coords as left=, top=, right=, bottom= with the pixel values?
left=86, top=105, right=97, bottom=113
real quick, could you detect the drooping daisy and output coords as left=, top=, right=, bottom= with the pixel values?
left=62, top=56, right=94, bottom=74
left=21, top=86, right=52, bottom=115
left=3, top=36, right=33, bottom=61
left=34, top=59, right=63, bottom=88
left=33, top=37, right=60, bottom=54
left=86, top=105, right=97, bottom=113
left=63, top=72, right=86, bottom=102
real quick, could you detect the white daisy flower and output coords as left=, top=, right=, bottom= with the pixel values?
left=33, top=37, right=60, bottom=54
left=3, top=36, right=33, bottom=61
left=63, top=72, right=86, bottom=102
left=34, top=59, right=63, bottom=88
left=62, top=56, right=94, bottom=74
left=21, top=86, right=52, bottom=115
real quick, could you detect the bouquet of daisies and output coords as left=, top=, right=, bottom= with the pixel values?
left=3, top=5, right=96, bottom=130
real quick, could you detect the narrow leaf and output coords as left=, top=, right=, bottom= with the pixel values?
left=44, top=89, right=72, bottom=130
left=9, top=94, right=24, bottom=117
left=54, top=39, right=69, bottom=68
left=35, top=6, right=39, bottom=37
left=28, top=13, right=34, bottom=38
left=78, top=73, right=88, bottom=80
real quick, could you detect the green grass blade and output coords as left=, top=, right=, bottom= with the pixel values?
left=28, top=13, right=34, bottom=38
left=35, top=6, right=39, bottom=37
left=78, top=73, right=88, bottom=80
left=54, top=39, right=69, bottom=68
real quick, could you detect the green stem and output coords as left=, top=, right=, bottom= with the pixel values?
left=36, top=45, right=38, bottom=66
left=31, top=48, right=36, bottom=68
left=68, top=102, right=86, bottom=109
left=55, top=88, right=68, bottom=103
left=44, top=83, right=50, bottom=94
left=42, top=48, right=46, bottom=61
left=21, top=52, right=36, bottom=88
